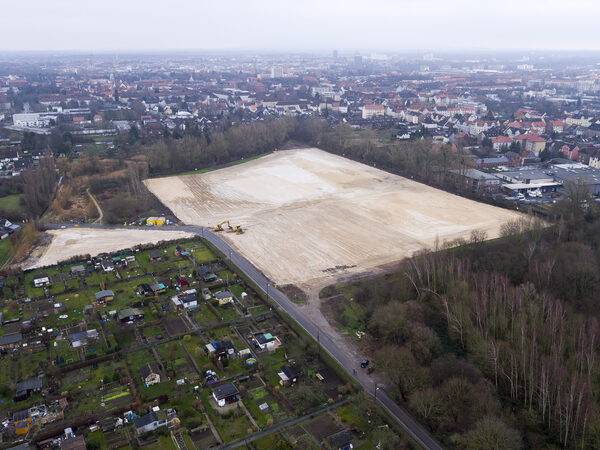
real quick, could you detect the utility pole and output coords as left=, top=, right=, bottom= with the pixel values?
left=317, top=329, right=320, bottom=357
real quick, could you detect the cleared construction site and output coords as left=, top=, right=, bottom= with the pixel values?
left=145, top=148, right=521, bottom=286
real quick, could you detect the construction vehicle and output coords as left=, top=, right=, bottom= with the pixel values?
left=231, top=225, right=244, bottom=234
left=214, top=220, right=231, bottom=232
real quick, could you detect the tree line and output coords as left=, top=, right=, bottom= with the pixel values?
left=336, top=207, right=600, bottom=448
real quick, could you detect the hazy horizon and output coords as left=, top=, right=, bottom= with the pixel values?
left=1, top=0, right=599, bottom=53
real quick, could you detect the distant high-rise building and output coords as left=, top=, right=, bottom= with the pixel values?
left=517, top=64, right=534, bottom=71
left=333, top=50, right=338, bottom=60
left=354, top=54, right=363, bottom=66
left=271, top=66, right=283, bottom=78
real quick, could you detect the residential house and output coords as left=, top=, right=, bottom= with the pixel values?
left=524, top=135, right=547, bottom=155
left=214, top=290, right=234, bottom=305
left=133, top=411, right=168, bottom=435
left=589, top=153, right=600, bottom=169
left=513, top=133, right=546, bottom=155
left=549, top=121, right=564, bottom=134
left=174, top=246, right=190, bottom=257
left=149, top=251, right=162, bottom=262
left=139, top=363, right=161, bottom=386
left=171, top=290, right=198, bottom=310
left=560, top=144, right=580, bottom=161
left=325, top=429, right=354, bottom=450
left=60, top=435, right=87, bottom=450
left=450, top=169, right=501, bottom=192
left=101, top=260, right=115, bottom=272
left=491, top=135, right=512, bottom=152
left=68, top=329, right=99, bottom=348
left=174, top=276, right=189, bottom=288
left=197, top=267, right=217, bottom=282
left=117, top=307, right=144, bottom=323
left=252, top=332, right=281, bottom=352
left=206, top=339, right=235, bottom=359
left=566, top=114, right=591, bottom=128
left=37, top=301, right=61, bottom=318
left=13, top=377, right=43, bottom=401
left=69, top=265, right=86, bottom=277
left=0, top=332, right=22, bottom=350
left=136, top=282, right=165, bottom=297
left=212, top=383, right=239, bottom=407
left=32, top=274, right=51, bottom=288
left=94, top=290, right=115, bottom=305
left=278, top=365, right=300, bottom=386
left=361, top=104, right=385, bottom=119
left=531, top=121, right=546, bottom=134
left=13, top=409, right=31, bottom=436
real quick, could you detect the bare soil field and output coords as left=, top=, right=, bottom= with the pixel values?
left=144, top=148, right=520, bottom=287
left=23, top=228, right=194, bottom=269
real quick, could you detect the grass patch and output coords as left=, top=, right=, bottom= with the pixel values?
left=145, top=435, right=177, bottom=450
left=104, top=390, right=128, bottom=401
left=160, top=152, right=271, bottom=178
left=192, top=246, right=216, bottom=263
left=0, top=238, right=11, bottom=267
left=0, top=194, right=22, bottom=211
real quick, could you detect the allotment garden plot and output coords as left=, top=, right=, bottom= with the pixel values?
left=145, top=147, right=521, bottom=286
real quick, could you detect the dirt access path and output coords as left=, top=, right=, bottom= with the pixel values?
left=300, top=279, right=390, bottom=390
left=87, top=188, right=103, bottom=224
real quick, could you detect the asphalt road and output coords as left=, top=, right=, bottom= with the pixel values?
left=46, top=223, right=443, bottom=449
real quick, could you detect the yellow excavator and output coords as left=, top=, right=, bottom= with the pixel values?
left=215, top=220, right=244, bottom=234
left=231, top=225, right=244, bottom=234
left=214, top=220, right=231, bottom=232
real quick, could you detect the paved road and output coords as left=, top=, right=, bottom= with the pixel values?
left=45, top=223, right=443, bottom=449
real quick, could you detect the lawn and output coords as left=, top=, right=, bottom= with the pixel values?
left=145, top=434, right=177, bottom=450
left=128, top=349, right=154, bottom=375
left=214, top=305, right=240, bottom=321
left=0, top=194, right=22, bottom=212
left=85, top=430, right=107, bottom=450
left=0, top=238, right=11, bottom=267
left=163, top=152, right=271, bottom=178
left=192, top=246, right=216, bottom=263
left=104, top=390, right=128, bottom=401
left=249, top=305, right=269, bottom=315
left=157, top=341, right=187, bottom=362
left=199, top=389, right=256, bottom=443
left=143, top=380, right=176, bottom=399
left=194, top=307, right=218, bottom=326
left=229, top=284, right=244, bottom=298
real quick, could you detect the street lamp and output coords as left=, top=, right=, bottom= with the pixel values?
left=266, top=282, right=270, bottom=299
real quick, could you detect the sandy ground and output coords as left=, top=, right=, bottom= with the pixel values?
left=145, top=148, right=520, bottom=287
left=24, top=228, right=194, bottom=269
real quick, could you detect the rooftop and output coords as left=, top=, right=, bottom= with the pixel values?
left=212, top=383, right=239, bottom=399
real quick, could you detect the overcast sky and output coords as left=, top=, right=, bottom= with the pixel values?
left=1, top=0, right=598, bottom=53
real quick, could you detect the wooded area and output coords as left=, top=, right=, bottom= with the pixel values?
left=326, top=202, right=600, bottom=448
